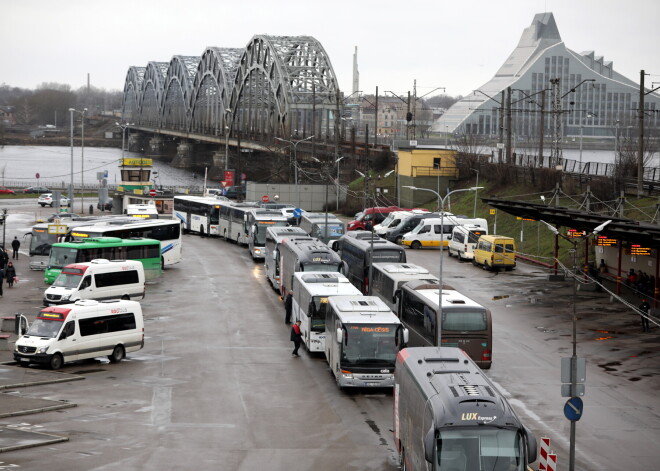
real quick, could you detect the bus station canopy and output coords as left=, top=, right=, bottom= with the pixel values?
left=482, top=197, right=660, bottom=249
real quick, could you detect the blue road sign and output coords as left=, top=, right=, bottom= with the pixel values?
left=564, top=397, right=584, bottom=421
left=293, top=208, right=303, bottom=218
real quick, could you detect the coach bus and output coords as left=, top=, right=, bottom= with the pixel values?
left=335, top=231, right=407, bottom=294
left=278, top=237, right=342, bottom=299
left=45, top=237, right=162, bottom=284
left=394, top=347, right=537, bottom=471
left=291, top=272, right=362, bottom=352
left=325, top=295, right=408, bottom=389
left=218, top=201, right=261, bottom=244
left=370, top=262, right=440, bottom=312
left=264, top=226, right=308, bottom=290
left=299, top=212, right=346, bottom=245
left=173, top=195, right=230, bottom=236
left=27, top=216, right=134, bottom=271
left=69, top=218, right=183, bottom=268
left=245, top=209, right=290, bottom=259
left=397, top=280, right=493, bottom=369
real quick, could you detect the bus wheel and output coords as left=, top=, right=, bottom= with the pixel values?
left=161, top=257, right=165, bottom=270
left=395, top=236, right=403, bottom=245
left=109, top=345, right=125, bottom=363
left=411, top=240, right=421, bottom=250
left=121, top=295, right=130, bottom=300
left=49, top=353, right=63, bottom=370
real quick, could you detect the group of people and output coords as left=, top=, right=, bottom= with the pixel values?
left=626, top=268, right=655, bottom=298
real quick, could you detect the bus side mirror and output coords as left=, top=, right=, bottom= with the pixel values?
left=336, top=328, right=343, bottom=344
left=402, top=328, right=409, bottom=345
left=524, top=426, right=537, bottom=462
left=392, top=290, right=400, bottom=305
left=423, top=428, right=435, bottom=463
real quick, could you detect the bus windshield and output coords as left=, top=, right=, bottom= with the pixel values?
left=26, top=319, right=62, bottom=338
left=437, top=428, right=524, bottom=471
left=254, top=221, right=288, bottom=245
left=302, top=262, right=340, bottom=272
left=49, top=247, right=79, bottom=269
left=52, top=273, right=82, bottom=288
left=30, top=228, right=55, bottom=256
left=340, top=323, right=398, bottom=366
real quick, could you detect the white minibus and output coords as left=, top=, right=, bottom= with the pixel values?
left=447, top=224, right=489, bottom=261
left=43, top=259, right=146, bottom=306
left=402, top=216, right=487, bottom=249
left=14, top=299, right=145, bottom=369
left=291, top=272, right=362, bottom=352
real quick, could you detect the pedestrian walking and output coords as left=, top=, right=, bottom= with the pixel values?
left=5, top=262, right=16, bottom=288
left=290, top=320, right=302, bottom=357
left=285, top=294, right=293, bottom=324
left=11, top=236, right=20, bottom=259
left=639, top=299, right=651, bottom=332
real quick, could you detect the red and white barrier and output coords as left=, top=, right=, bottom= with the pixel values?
left=546, top=453, right=557, bottom=471
left=538, top=437, right=550, bottom=471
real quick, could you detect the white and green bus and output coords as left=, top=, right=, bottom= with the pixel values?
left=44, top=237, right=162, bottom=284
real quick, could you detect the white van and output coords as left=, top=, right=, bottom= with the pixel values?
left=373, top=211, right=414, bottom=236
left=14, top=299, right=145, bottom=369
left=43, top=259, right=146, bottom=306
left=401, top=216, right=488, bottom=249
left=448, top=224, right=489, bottom=261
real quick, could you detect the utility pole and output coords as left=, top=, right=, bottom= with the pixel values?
left=374, top=86, right=378, bottom=148
left=406, top=91, right=411, bottom=140
left=499, top=91, right=505, bottom=163
left=550, top=78, right=562, bottom=169
left=638, top=70, right=645, bottom=198
left=538, top=89, right=546, bottom=164
left=506, top=87, right=512, bottom=164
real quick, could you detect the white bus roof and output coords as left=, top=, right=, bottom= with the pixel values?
left=415, top=288, right=486, bottom=310
left=295, top=272, right=362, bottom=297
left=373, top=262, right=431, bottom=275
left=328, top=295, right=400, bottom=324
left=266, top=226, right=307, bottom=238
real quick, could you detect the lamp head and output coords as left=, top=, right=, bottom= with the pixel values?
left=539, top=220, right=559, bottom=235
left=384, top=170, right=394, bottom=177
left=593, top=220, right=612, bottom=234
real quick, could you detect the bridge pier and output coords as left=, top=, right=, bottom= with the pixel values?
left=171, top=141, right=193, bottom=168
left=127, top=133, right=143, bottom=153
left=148, top=137, right=164, bottom=156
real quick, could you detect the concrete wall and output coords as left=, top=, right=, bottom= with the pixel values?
left=246, top=182, right=345, bottom=211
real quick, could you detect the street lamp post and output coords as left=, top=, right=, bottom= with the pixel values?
left=275, top=135, right=313, bottom=208
left=470, top=168, right=479, bottom=217
left=336, top=155, right=345, bottom=211
left=80, top=108, right=86, bottom=212
left=578, top=112, right=595, bottom=175
left=540, top=218, right=611, bottom=471
left=224, top=108, right=232, bottom=172
left=69, top=108, right=75, bottom=208
left=403, top=186, right=483, bottom=345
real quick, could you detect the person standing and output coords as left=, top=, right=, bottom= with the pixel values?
left=639, top=299, right=651, bottom=332
left=5, top=262, right=16, bottom=288
left=285, top=293, right=293, bottom=324
left=11, top=237, right=20, bottom=259
left=290, top=320, right=302, bottom=357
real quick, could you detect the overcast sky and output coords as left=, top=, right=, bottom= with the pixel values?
left=2, top=0, right=659, bottom=98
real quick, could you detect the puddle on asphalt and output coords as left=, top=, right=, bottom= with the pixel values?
left=492, top=295, right=510, bottom=301
left=598, top=361, right=621, bottom=372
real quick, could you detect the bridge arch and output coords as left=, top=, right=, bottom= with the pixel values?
left=138, top=61, right=168, bottom=127
left=121, top=66, right=145, bottom=124
left=189, top=47, right=243, bottom=136
left=228, top=35, right=341, bottom=141
left=161, top=55, right=200, bottom=131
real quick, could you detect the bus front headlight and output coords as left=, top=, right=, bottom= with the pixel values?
left=341, top=370, right=353, bottom=379
left=37, top=346, right=49, bottom=354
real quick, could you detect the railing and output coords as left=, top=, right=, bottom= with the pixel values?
left=411, top=166, right=459, bottom=178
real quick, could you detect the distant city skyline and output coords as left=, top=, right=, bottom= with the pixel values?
left=1, top=0, right=658, bottom=98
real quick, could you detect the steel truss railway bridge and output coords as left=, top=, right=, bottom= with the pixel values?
left=121, top=35, right=369, bottom=179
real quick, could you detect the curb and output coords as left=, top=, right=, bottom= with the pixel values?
left=0, top=402, right=77, bottom=419
left=0, top=433, right=69, bottom=454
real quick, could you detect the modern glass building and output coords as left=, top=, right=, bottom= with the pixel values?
left=432, top=13, right=659, bottom=140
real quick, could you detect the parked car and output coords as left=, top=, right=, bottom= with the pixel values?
left=23, top=186, right=50, bottom=194
left=0, top=187, right=16, bottom=195
left=224, top=186, right=245, bottom=199
left=46, top=213, right=81, bottom=222
left=37, top=193, right=70, bottom=207
left=97, top=199, right=113, bottom=211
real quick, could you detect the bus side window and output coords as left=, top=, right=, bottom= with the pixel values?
left=60, top=321, right=75, bottom=339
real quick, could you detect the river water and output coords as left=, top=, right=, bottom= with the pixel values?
left=0, top=145, right=201, bottom=189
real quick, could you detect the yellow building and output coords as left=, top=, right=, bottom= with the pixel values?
left=395, top=143, right=459, bottom=207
